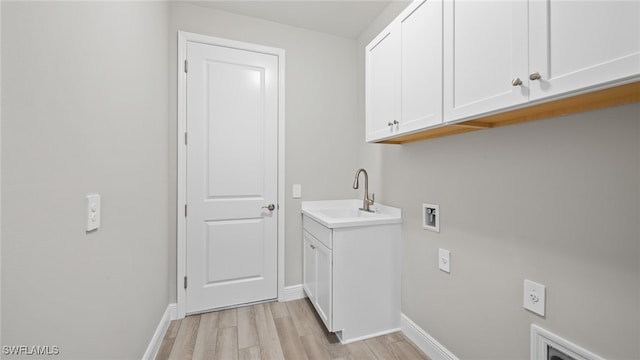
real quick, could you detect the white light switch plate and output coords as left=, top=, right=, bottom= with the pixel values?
left=439, top=248, right=450, bottom=273
left=86, top=194, right=101, bottom=231
left=524, top=279, right=546, bottom=316
left=292, top=184, right=302, bottom=199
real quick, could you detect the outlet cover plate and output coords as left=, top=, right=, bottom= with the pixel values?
left=524, top=279, right=546, bottom=316
left=438, top=248, right=450, bottom=273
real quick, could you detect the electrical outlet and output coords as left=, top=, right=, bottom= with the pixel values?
left=423, top=203, right=440, bottom=232
left=524, top=279, right=546, bottom=316
left=438, top=248, right=450, bottom=273
left=86, top=194, right=101, bottom=231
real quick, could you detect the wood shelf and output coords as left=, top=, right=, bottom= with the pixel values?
left=377, top=81, right=640, bottom=145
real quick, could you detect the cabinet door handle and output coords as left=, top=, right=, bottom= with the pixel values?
left=529, top=72, right=541, bottom=81
left=512, top=78, right=523, bottom=86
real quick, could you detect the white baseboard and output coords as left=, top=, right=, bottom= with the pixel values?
left=401, top=313, right=459, bottom=360
left=282, top=284, right=306, bottom=302
left=142, top=303, right=177, bottom=360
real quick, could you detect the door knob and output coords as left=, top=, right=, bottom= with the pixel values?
left=529, top=72, right=541, bottom=81
left=262, top=204, right=276, bottom=211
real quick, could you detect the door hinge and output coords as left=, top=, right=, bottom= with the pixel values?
left=184, top=132, right=188, bottom=145
left=184, top=59, right=188, bottom=73
left=183, top=276, right=188, bottom=289
left=184, top=204, right=187, bottom=217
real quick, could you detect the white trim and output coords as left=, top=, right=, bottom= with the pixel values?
left=282, top=284, right=306, bottom=302
left=142, top=304, right=178, bottom=360
left=176, top=31, right=285, bottom=318
left=531, top=324, right=604, bottom=360
left=401, top=313, right=459, bottom=360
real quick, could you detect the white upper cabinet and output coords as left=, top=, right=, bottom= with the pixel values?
left=443, top=0, right=529, bottom=122
left=366, top=23, right=401, bottom=142
left=444, top=0, right=640, bottom=123
left=528, top=0, right=640, bottom=100
left=366, top=0, right=443, bottom=142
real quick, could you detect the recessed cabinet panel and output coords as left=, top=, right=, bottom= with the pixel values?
left=365, top=26, right=401, bottom=142
left=302, top=232, right=317, bottom=304
left=401, top=0, right=443, bottom=133
left=315, top=241, right=332, bottom=330
left=529, top=0, right=640, bottom=100
left=443, top=0, right=529, bottom=122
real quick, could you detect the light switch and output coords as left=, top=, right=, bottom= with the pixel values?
left=292, top=184, right=302, bottom=199
left=86, top=194, right=101, bottom=231
left=439, top=248, right=450, bottom=273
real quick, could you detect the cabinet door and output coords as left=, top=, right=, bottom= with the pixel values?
left=365, top=22, right=401, bottom=142
left=529, top=0, right=640, bottom=100
left=302, top=232, right=316, bottom=303
left=315, top=241, right=332, bottom=331
left=444, top=0, right=528, bottom=122
left=399, top=0, right=443, bottom=134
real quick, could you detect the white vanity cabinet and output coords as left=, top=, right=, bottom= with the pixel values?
left=365, top=0, right=443, bottom=142
left=301, top=203, right=401, bottom=344
left=443, top=0, right=640, bottom=122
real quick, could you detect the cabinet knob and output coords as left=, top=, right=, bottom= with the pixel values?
left=529, top=72, right=541, bottom=81
left=512, top=78, right=523, bottom=86
left=310, top=244, right=316, bottom=250
left=387, top=122, right=394, bottom=126
left=393, top=120, right=399, bottom=125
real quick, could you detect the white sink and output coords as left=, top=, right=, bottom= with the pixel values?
left=301, top=199, right=402, bottom=228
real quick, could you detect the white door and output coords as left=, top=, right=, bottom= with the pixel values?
left=528, top=0, right=640, bottom=100
left=443, top=0, right=528, bottom=122
left=185, top=41, right=279, bottom=314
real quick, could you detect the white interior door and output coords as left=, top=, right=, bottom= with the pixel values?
left=185, top=40, right=279, bottom=314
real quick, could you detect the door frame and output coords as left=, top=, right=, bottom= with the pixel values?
left=176, top=31, right=285, bottom=318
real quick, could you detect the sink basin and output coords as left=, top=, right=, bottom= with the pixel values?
left=301, top=199, right=401, bottom=228
left=315, top=208, right=378, bottom=219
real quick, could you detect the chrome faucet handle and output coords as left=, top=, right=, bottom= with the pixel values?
left=368, top=193, right=375, bottom=205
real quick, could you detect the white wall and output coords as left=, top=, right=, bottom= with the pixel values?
left=1, top=2, right=170, bottom=358
left=359, top=6, right=640, bottom=357
left=168, top=3, right=363, bottom=300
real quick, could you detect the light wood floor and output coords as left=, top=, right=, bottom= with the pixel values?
left=156, top=298, right=430, bottom=360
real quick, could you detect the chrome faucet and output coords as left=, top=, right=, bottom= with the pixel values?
left=353, top=168, right=375, bottom=212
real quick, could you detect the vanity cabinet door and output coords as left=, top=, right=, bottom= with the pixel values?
left=302, top=231, right=316, bottom=304
left=443, top=0, right=529, bottom=122
left=528, top=0, right=640, bottom=100
left=315, top=241, right=333, bottom=331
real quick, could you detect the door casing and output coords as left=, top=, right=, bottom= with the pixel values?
left=177, top=31, right=285, bottom=319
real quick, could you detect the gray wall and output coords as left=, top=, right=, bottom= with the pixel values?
left=359, top=6, right=640, bottom=357
left=168, top=2, right=363, bottom=299
left=1, top=2, right=170, bottom=358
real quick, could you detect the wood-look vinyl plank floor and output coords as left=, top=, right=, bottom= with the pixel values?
left=156, top=298, right=430, bottom=360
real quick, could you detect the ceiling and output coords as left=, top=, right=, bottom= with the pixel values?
left=186, top=0, right=395, bottom=39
